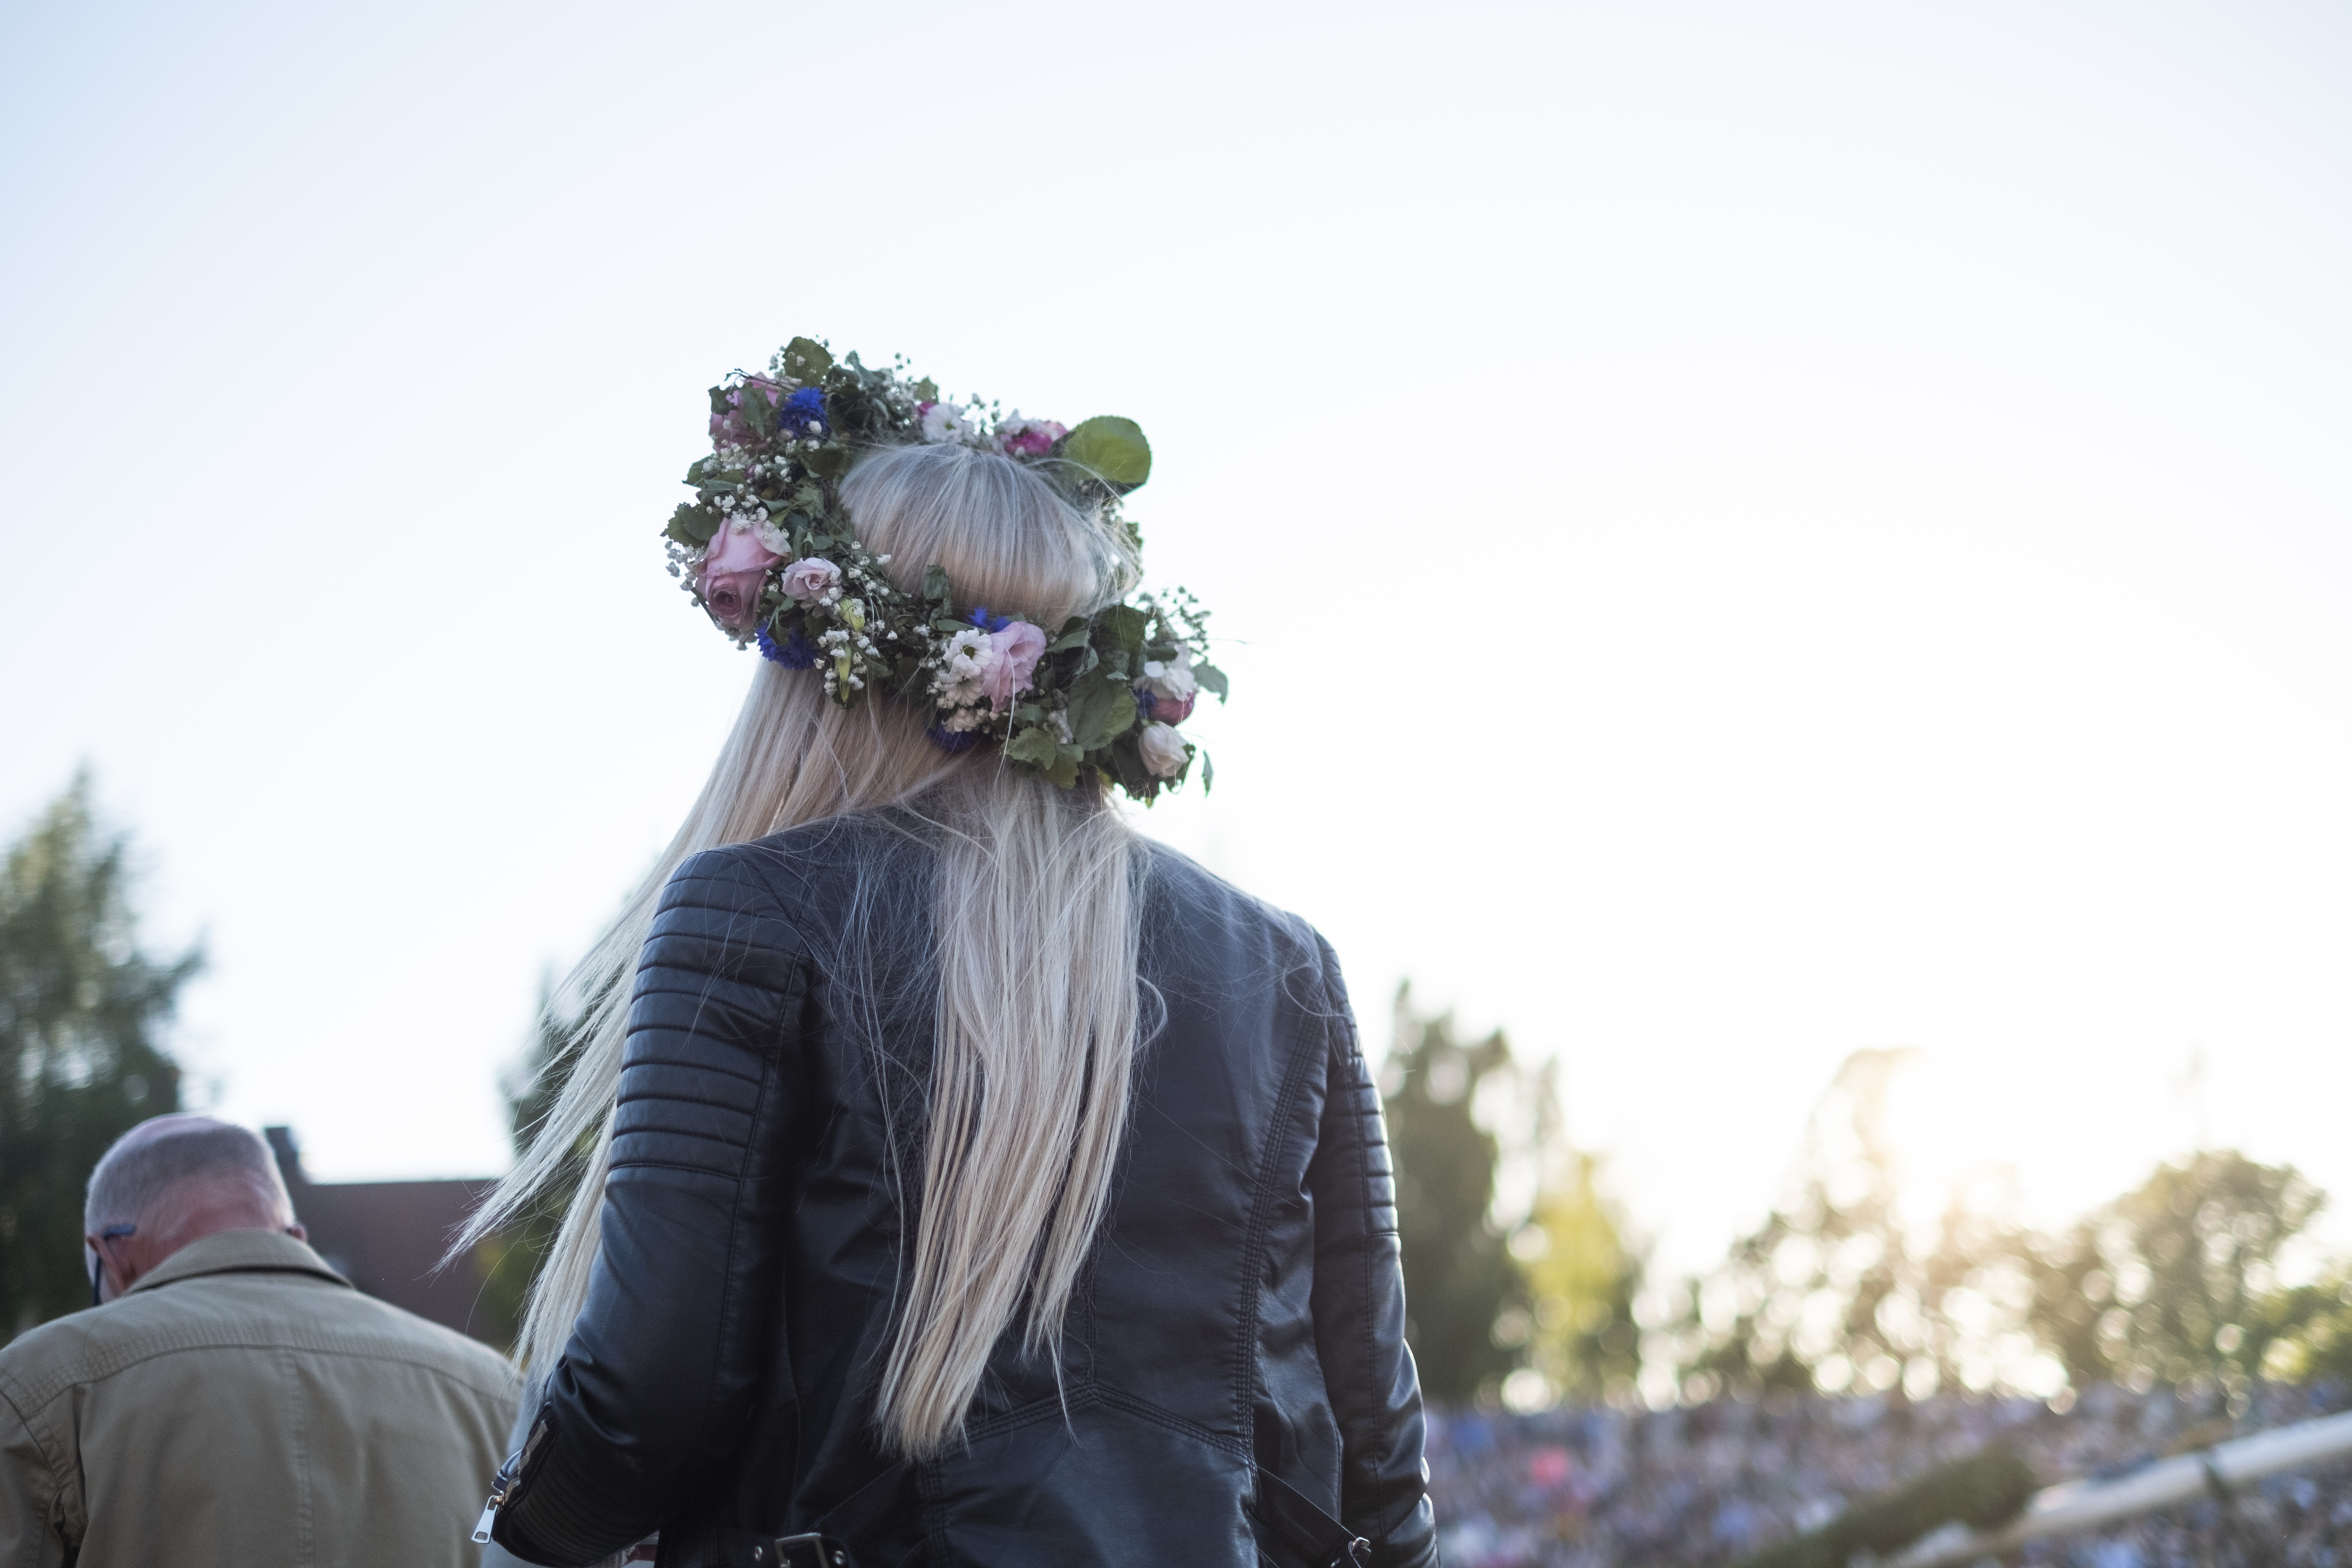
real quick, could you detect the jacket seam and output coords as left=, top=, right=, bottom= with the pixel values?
left=0, top=1330, right=518, bottom=1414
left=959, top=1384, right=1097, bottom=1443
left=1095, top=1385, right=1252, bottom=1460
left=606, top=1121, right=754, bottom=1151
left=0, top=1384, right=68, bottom=1544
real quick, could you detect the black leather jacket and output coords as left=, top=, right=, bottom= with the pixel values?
left=492, top=812, right=1438, bottom=1568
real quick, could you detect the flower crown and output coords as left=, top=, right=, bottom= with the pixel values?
left=662, top=337, right=1226, bottom=801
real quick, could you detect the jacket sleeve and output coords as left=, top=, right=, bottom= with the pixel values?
left=1304, top=937, right=1440, bottom=1568
left=0, top=1389, right=70, bottom=1568
left=496, top=849, right=812, bottom=1567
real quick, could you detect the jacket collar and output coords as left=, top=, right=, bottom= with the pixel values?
left=125, top=1228, right=354, bottom=1296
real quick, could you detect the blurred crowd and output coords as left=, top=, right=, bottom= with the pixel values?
left=1428, top=1381, right=2352, bottom=1568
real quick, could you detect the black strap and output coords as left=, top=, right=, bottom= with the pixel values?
left=720, top=1533, right=853, bottom=1568
left=1250, top=1467, right=1372, bottom=1568
left=708, top=1459, right=910, bottom=1568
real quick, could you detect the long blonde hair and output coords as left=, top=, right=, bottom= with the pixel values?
left=463, top=441, right=1146, bottom=1457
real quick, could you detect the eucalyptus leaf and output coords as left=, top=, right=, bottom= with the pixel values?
left=741, top=386, right=777, bottom=437
left=1062, top=416, right=1152, bottom=491
left=667, top=504, right=719, bottom=546
left=779, top=337, right=833, bottom=383
left=1194, top=662, right=1230, bottom=700
left=1200, top=750, right=1214, bottom=793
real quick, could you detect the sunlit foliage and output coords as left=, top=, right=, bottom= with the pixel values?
left=1507, top=1148, right=1644, bottom=1405
left=2023, top=1149, right=2327, bottom=1402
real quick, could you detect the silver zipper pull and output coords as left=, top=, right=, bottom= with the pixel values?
left=474, top=1406, right=549, bottom=1545
left=473, top=1461, right=521, bottom=1544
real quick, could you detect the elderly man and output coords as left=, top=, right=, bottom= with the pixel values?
left=0, top=1114, right=520, bottom=1566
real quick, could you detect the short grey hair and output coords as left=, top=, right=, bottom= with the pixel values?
left=85, top=1118, right=294, bottom=1234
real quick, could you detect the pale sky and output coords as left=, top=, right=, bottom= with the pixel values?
left=4, top=1, right=2348, bottom=1280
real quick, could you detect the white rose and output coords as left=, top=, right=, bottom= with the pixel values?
left=1140, top=648, right=1198, bottom=702
left=1138, top=722, right=1190, bottom=778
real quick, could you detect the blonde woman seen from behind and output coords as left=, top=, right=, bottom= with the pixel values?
left=465, top=347, right=1436, bottom=1568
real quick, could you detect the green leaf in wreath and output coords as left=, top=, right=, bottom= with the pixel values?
left=666, top=503, right=719, bottom=546
left=779, top=337, right=833, bottom=383
left=1046, top=617, right=1091, bottom=654
left=1194, top=662, right=1230, bottom=700
left=912, top=377, right=938, bottom=403
left=1062, top=416, right=1152, bottom=492
left=924, top=565, right=953, bottom=606
left=803, top=444, right=850, bottom=479
left=1045, top=745, right=1082, bottom=789
left=740, top=385, right=777, bottom=437
left=1065, top=671, right=1139, bottom=751
left=1200, top=750, right=1214, bottom=793
left=1107, top=737, right=1155, bottom=800
left=1004, top=727, right=1062, bottom=771
left=1096, top=604, right=1148, bottom=652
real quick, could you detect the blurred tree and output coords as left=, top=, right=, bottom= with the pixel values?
left=2023, top=1149, right=2324, bottom=1401
left=2250, top=1266, right=2352, bottom=1385
left=469, top=976, right=591, bottom=1350
left=1675, top=1049, right=2036, bottom=1401
left=1509, top=1147, right=1644, bottom=1404
left=0, top=777, right=200, bottom=1337
left=1382, top=984, right=1522, bottom=1401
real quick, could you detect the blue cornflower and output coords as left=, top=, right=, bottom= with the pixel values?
left=967, top=605, right=1013, bottom=633
left=926, top=726, right=983, bottom=753
left=779, top=386, right=828, bottom=436
left=757, top=624, right=819, bottom=668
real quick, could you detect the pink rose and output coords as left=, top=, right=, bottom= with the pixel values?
left=780, top=557, right=841, bottom=605
left=698, top=524, right=782, bottom=630
left=980, top=620, right=1047, bottom=711
left=1137, top=686, right=1195, bottom=725
left=997, top=418, right=1067, bottom=458
left=708, top=377, right=792, bottom=446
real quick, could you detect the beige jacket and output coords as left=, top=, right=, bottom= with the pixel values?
left=0, top=1229, right=521, bottom=1568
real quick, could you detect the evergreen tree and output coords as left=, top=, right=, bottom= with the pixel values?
left=1383, top=984, right=1521, bottom=1401
left=0, top=777, right=200, bottom=1337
